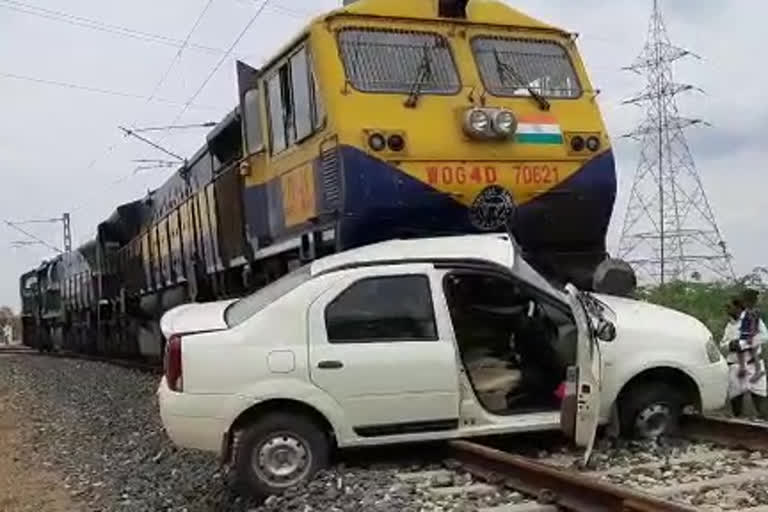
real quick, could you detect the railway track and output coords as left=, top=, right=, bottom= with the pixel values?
left=450, top=440, right=696, bottom=511
left=5, top=346, right=768, bottom=510
left=446, top=416, right=768, bottom=511
left=0, top=345, right=160, bottom=373
left=681, top=414, right=768, bottom=451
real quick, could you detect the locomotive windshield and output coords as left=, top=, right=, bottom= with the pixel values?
left=337, top=28, right=460, bottom=94
left=472, top=37, right=581, bottom=99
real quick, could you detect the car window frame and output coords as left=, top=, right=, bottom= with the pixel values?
left=324, top=273, right=440, bottom=344
left=225, top=264, right=312, bottom=328
left=441, top=267, right=573, bottom=321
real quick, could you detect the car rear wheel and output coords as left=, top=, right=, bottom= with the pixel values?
left=619, top=382, right=684, bottom=439
left=233, top=412, right=330, bottom=497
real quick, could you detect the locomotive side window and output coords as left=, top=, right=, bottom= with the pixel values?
left=267, top=73, right=287, bottom=153
left=266, top=44, right=323, bottom=155
left=312, top=65, right=325, bottom=130
left=291, top=49, right=313, bottom=141
left=337, top=28, right=460, bottom=95
left=244, top=88, right=264, bottom=153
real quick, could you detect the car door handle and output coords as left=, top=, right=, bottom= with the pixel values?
left=317, top=360, right=344, bottom=370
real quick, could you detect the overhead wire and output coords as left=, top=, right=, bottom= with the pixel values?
left=0, top=71, right=223, bottom=109
left=164, top=0, right=272, bottom=132
left=146, top=0, right=216, bottom=102
left=0, top=0, right=227, bottom=55
left=3, top=221, right=62, bottom=254
left=70, top=0, right=220, bottom=215
left=267, top=4, right=315, bottom=19
left=4, top=0, right=293, bottom=255
left=76, top=0, right=273, bottom=224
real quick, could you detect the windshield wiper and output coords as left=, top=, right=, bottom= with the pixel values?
left=405, top=45, right=433, bottom=108
left=493, top=49, right=550, bottom=111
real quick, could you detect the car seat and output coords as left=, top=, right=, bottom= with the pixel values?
left=465, top=355, right=522, bottom=412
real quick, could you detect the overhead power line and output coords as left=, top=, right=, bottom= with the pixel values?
left=70, top=1, right=219, bottom=215
left=167, top=0, right=272, bottom=130
left=146, top=0, right=216, bottom=102
left=6, top=218, right=63, bottom=225
left=132, top=122, right=218, bottom=133
left=0, top=71, right=223, bottom=110
left=267, top=4, right=314, bottom=19
left=0, top=0, right=227, bottom=55
left=3, top=220, right=62, bottom=254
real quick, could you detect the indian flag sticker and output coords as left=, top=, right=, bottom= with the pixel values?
left=515, top=115, right=564, bottom=145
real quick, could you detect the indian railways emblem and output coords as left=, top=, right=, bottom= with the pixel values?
left=469, top=185, right=515, bottom=231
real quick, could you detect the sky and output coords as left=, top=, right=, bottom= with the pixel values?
left=0, top=0, right=764, bottom=310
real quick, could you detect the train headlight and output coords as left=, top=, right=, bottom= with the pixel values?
left=467, top=109, right=490, bottom=136
left=368, top=133, right=386, bottom=152
left=586, top=136, right=601, bottom=152
left=493, top=110, right=517, bottom=137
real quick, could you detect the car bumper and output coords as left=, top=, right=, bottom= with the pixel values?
left=693, top=360, right=729, bottom=412
left=157, top=377, right=229, bottom=454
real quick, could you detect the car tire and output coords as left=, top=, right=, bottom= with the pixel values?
left=619, top=382, right=684, bottom=439
left=233, top=412, right=330, bottom=498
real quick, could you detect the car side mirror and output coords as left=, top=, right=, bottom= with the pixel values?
left=595, top=319, right=617, bottom=342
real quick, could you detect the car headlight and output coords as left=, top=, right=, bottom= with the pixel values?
left=706, top=338, right=722, bottom=363
left=494, top=110, right=517, bottom=137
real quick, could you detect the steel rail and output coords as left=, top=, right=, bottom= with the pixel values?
left=450, top=440, right=696, bottom=512
left=0, top=346, right=160, bottom=373
left=681, top=414, right=768, bottom=451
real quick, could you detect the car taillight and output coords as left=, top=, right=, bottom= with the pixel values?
left=164, top=334, right=183, bottom=392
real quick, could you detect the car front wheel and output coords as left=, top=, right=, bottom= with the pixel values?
left=233, top=412, right=330, bottom=497
left=619, top=382, right=684, bottom=439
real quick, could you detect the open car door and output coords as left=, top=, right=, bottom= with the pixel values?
left=560, top=283, right=601, bottom=465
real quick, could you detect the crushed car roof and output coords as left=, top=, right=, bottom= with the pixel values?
left=310, top=234, right=516, bottom=276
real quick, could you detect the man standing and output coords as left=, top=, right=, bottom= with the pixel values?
left=721, top=295, right=768, bottom=419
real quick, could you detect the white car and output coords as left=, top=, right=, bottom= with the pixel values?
left=157, top=234, right=727, bottom=497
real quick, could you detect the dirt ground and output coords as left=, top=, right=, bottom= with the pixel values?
left=0, top=366, right=83, bottom=512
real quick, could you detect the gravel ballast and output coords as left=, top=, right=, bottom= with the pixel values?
left=0, top=355, right=525, bottom=511
left=3, top=353, right=768, bottom=511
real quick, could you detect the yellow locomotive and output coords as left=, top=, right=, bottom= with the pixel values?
left=22, top=0, right=622, bottom=359
left=239, top=0, right=616, bottom=286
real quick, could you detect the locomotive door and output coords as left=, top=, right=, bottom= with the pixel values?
left=236, top=60, right=269, bottom=252
left=215, top=165, right=248, bottom=268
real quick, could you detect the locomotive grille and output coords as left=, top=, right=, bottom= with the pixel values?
left=320, top=146, right=341, bottom=209
left=338, top=28, right=460, bottom=94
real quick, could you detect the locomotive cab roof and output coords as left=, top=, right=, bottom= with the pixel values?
left=333, top=0, right=562, bottom=33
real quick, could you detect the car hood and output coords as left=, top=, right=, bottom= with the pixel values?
left=593, top=294, right=711, bottom=341
left=159, top=299, right=237, bottom=338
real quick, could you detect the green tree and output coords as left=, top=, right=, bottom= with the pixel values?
left=637, top=267, right=768, bottom=361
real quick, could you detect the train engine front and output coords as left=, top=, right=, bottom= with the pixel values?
left=314, top=0, right=619, bottom=288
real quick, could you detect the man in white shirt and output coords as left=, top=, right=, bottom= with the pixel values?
left=721, top=297, right=768, bottom=418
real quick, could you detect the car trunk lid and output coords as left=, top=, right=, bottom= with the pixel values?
left=160, top=300, right=237, bottom=339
